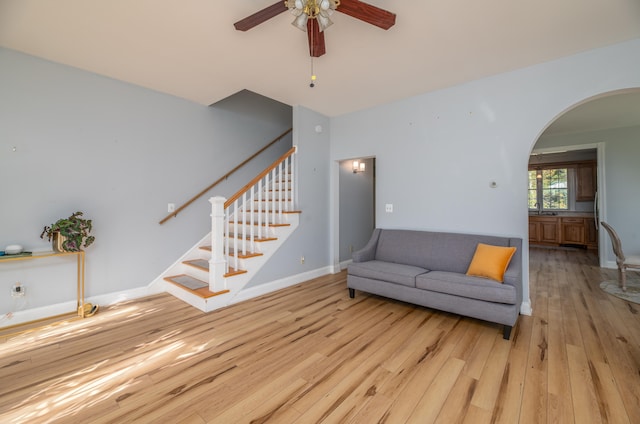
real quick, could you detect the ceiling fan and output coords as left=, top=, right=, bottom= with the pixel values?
left=233, top=0, right=396, bottom=57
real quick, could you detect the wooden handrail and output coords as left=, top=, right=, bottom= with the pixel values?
left=224, top=146, right=296, bottom=208
left=159, top=128, right=292, bottom=224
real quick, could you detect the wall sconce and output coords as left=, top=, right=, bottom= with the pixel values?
left=536, top=168, right=542, bottom=179
left=352, top=160, right=366, bottom=173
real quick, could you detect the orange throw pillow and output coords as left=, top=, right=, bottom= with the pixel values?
left=466, top=243, right=516, bottom=283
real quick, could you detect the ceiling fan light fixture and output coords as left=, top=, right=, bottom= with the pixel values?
left=287, top=0, right=304, bottom=15
left=316, top=14, right=333, bottom=31
left=287, top=0, right=339, bottom=32
left=320, top=0, right=340, bottom=13
left=292, top=13, right=308, bottom=31
left=235, top=0, right=396, bottom=56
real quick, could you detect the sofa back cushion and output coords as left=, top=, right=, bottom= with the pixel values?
left=374, top=229, right=517, bottom=274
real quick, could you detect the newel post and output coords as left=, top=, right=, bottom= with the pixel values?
left=209, top=196, right=227, bottom=292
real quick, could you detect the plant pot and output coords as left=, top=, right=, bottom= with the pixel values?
left=52, top=231, right=67, bottom=253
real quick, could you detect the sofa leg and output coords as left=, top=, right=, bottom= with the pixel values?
left=348, top=288, right=355, bottom=299
left=503, top=325, right=512, bottom=340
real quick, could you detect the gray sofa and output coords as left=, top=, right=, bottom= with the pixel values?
left=347, top=229, right=523, bottom=340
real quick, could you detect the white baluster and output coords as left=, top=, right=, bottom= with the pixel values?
left=271, top=168, right=276, bottom=226
left=278, top=161, right=283, bottom=222
left=258, top=178, right=263, bottom=240
left=233, top=199, right=239, bottom=272
left=291, top=147, right=297, bottom=211
left=249, top=188, right=254, bottom=253
left=241, top=192, right=247, bottom=256
left=209, top=196, right=227, bottom=292
left=284, top=156, right=290, bottom=212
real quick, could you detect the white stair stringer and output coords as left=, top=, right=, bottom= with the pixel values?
left=148, top=233, right=214, bottom=312
left=153, top=146, right=299, bottom=313
left=152, top=211, right=299, bottom=313
left=208, top=212, right=300, bottom=310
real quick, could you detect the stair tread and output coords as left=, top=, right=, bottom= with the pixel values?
left=198, top=246, right=262, bottom=259
left=225, top=267, right=247, bottom=277
left=227, top=235, right=278, bottom=242
left=164, top=274, right=229, bottom=298
left=247, top=210, right=302, bottom=214
left=229, top=250, right=263, bottom=259
left=230, top=221, right=291, bottom=227
left=184, top=259, right=208, bottom=271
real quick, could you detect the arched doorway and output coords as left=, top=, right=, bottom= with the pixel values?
left=529, top=89, right=640, bottom=268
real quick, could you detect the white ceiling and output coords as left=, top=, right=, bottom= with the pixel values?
left=542, top=91, right=640, bottom=136
left=1, top=0, right=640, bottom=124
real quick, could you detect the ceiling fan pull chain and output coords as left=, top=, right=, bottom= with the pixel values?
left=310, top=28, right=317, bottom=87
left=310, top=57, right=316, bottom=88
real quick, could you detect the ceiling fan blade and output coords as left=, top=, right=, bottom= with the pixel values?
left=234, top=1, right=288, bottom=31
left=307, top=19, right=326, bottom=57
left=337, top=0, right=396, bottom=30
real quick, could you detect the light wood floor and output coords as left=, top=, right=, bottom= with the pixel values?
left=1, top=247, right=639, bottom=423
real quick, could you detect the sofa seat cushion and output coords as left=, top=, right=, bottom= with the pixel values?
left=348, top=260, right=428, bottom=288
left=416, top=271, right=517, bottom=304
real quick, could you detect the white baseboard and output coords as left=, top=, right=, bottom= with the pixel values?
left=89, top=285, right=161, bottom=307
left=339, top=259, right=352, bottom=271
left=520, top=300, right=533, bottom=316
left=232, top=266, right=334, bottom=305
left=1, top=300, right=78, bottom=328
left=1, top=266, right=342, bottom=329
left=1, top=285, right=157, bottom=328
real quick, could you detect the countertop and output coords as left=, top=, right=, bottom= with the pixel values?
left=529, top=212, right=595, bottom=218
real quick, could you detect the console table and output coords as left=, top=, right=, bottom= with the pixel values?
left=0, top=250, right=97, bottom=334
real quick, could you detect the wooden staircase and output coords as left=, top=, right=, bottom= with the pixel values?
left=154, top=147, right=300, bottom=312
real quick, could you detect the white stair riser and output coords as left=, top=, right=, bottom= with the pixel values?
left=230, top=208, right=295, bottom=224
left=227, top=223, right=278, bottom=237
left=162, top=213, right=298, bottom=312
left=154, top=154, right=298, bottom=312
left=181, top=264, right=209, bottom=282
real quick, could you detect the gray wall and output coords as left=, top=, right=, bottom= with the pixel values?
left=339, top=157, right=375, bottom=262
left=247, top=106, right=331, bottom=287
left=0, top=48, right=291, bottom=313
left=329, top=38, right=640, bottom=313
left=537, top=125, right=640, bottom=265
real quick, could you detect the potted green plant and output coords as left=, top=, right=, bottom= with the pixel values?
left=40, top=211, right=95, bottom=252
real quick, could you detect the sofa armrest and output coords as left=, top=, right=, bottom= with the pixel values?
left=503, top=238, right=523, bottom=305
left=352, top=229, right=382, bottom=263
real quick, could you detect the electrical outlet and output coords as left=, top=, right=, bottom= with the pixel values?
left=11, top=282, right=25, bottom=297
left=300, top=256, right=305, bottom=264
left=385, top=203, right=393, bottom=213
left=168, top=203, right=176, bottom=213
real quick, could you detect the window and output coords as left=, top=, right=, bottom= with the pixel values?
left=528, top=170, right=538, bottom=208
left=528, top=168, right=568, bottom=210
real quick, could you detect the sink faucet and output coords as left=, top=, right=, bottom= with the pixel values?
left=534, top=202, right=541, bottom=215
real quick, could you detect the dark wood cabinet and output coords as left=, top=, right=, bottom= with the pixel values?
left=528, top=221, right=539, bottom=243
left=586, top=219, right=598, bottom=250
left=540, top=219, right=561, bottom=243
left=576, top=162, right=596, bottom=201
left=529, top=216, right=560, bottom=244
left=529, top=216, right=598, bottom=249
left=561, top=217, right=585, bottom=245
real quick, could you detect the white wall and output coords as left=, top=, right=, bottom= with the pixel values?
left=537, top=125, right=640, bottom=266
left=0, top=48, right=292, bottom=317
left=329, top=38, right=640, bottom=314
